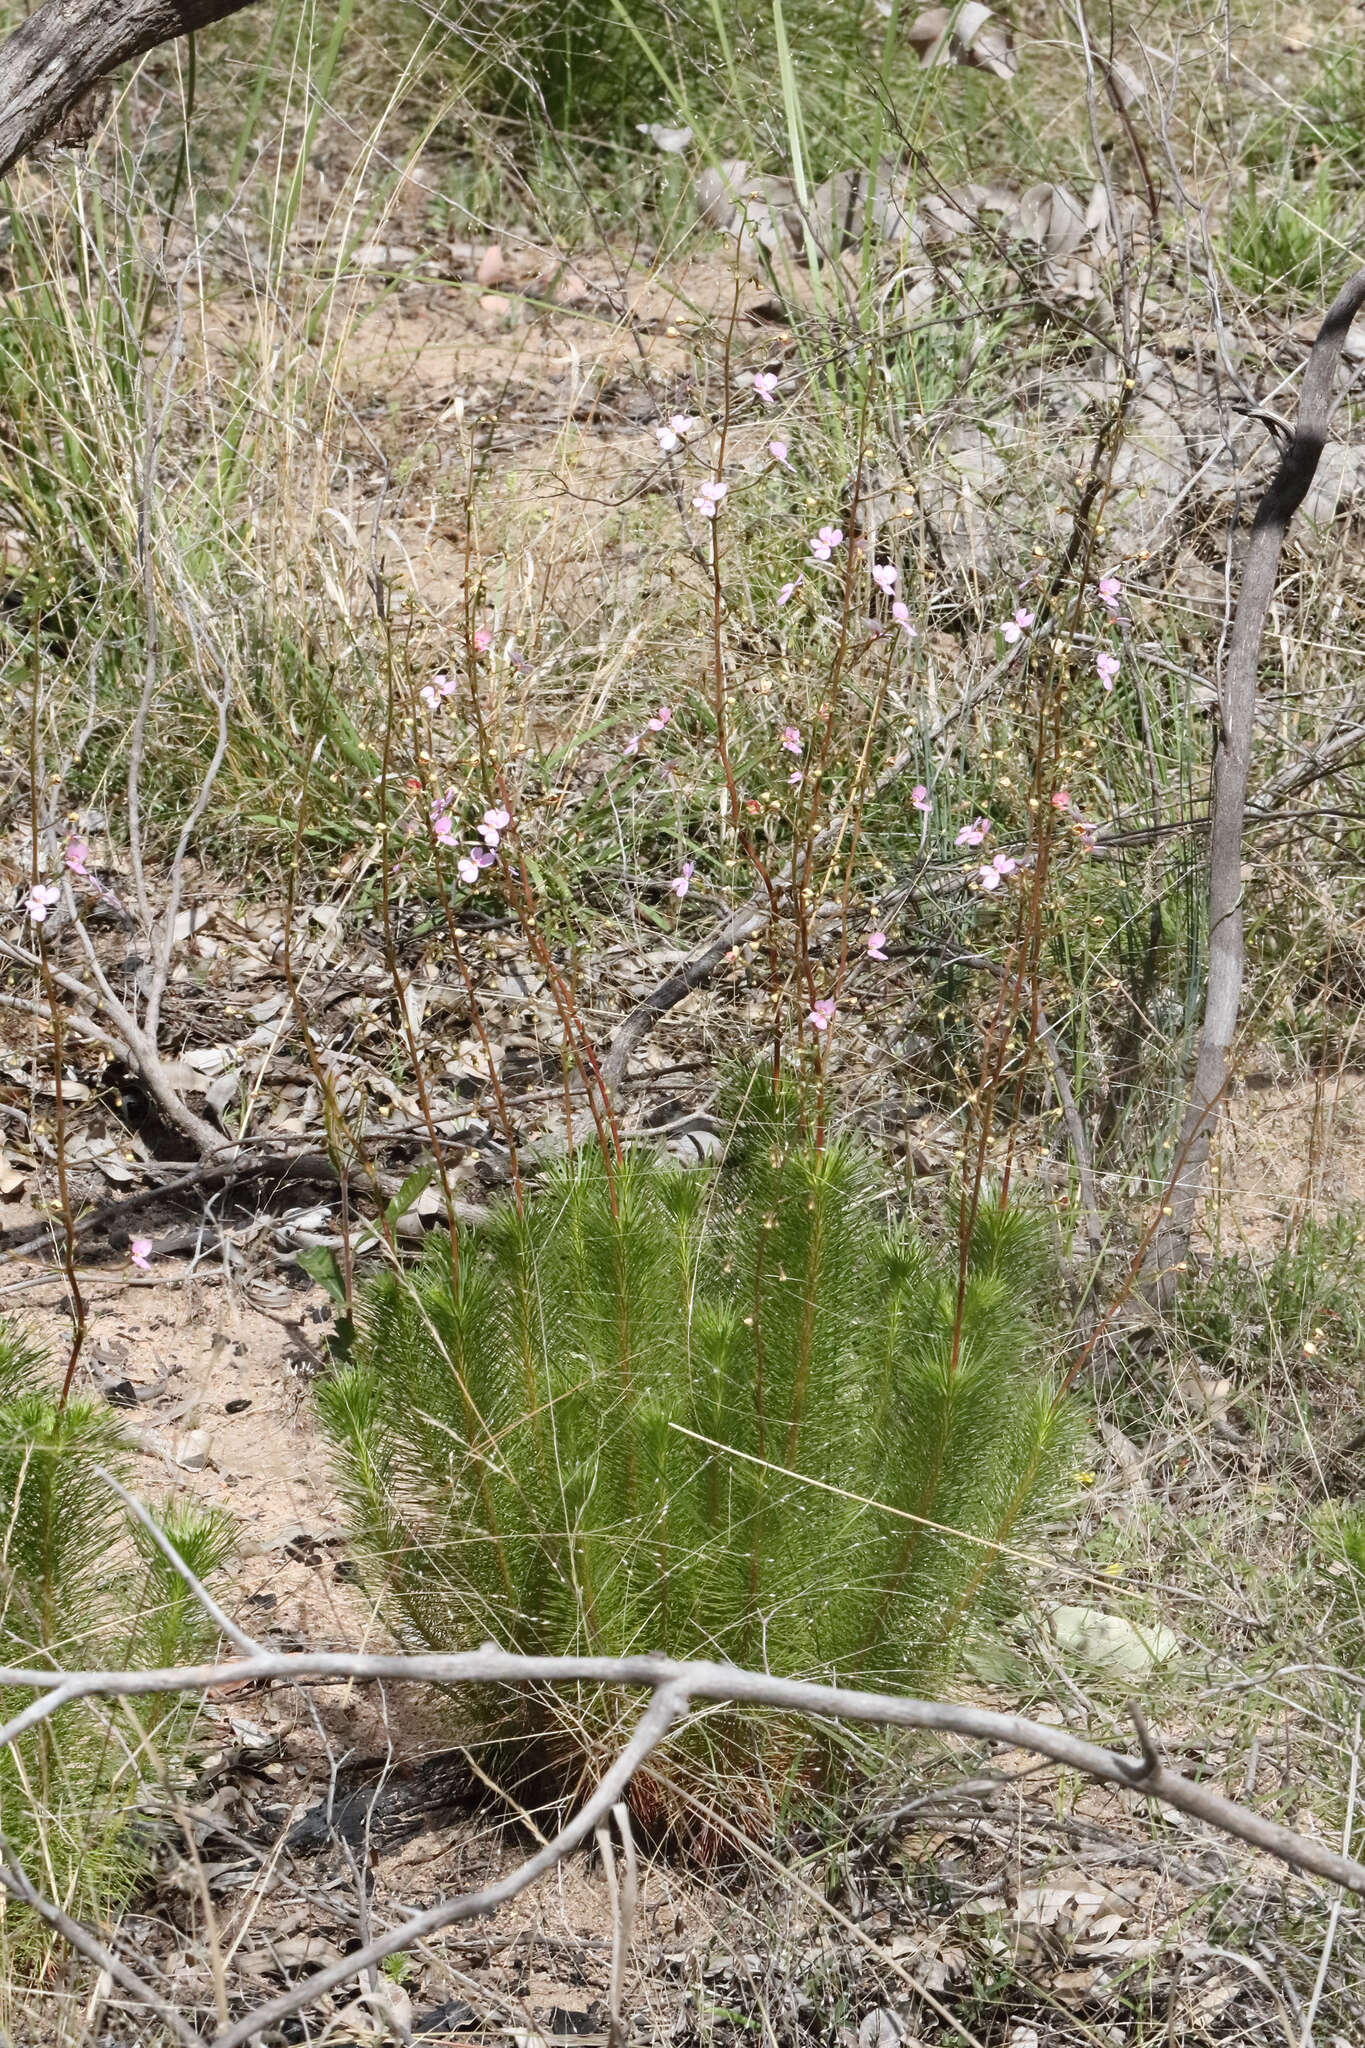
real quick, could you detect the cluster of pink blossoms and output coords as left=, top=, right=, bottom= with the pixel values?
left=428, top=790, right=510, bottom=887
left=953, top=814, right=1022, bottom=893
left=419, top=631, right=493, bottom=711
left=997, top=572, right=1124, bottom=692
left=663, top=372, right=921, bottom=646
left=656, top=374, right=792, bottom=511
left=23, top=836, right=124, bottom=926
left=420, top=670, right=457, bottom=711
left=1094, top=571, right=1122, bottom=690
left=656, top=413, right=696, bottom=453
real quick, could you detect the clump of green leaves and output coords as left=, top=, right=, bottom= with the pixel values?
left=0, top=1328, right=233, bottom=1973
left=320, top=1080, right=1077, bottom=1788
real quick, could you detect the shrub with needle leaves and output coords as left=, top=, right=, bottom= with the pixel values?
left=0, top=1326, right=233, bottom=1974
left=319, top=1082, right=1078, bottom=1795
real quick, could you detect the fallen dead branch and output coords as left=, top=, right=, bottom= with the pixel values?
left=0, top=1143, right=489, bottom=1263
left=4, top=1641, right=1365, bottom=2042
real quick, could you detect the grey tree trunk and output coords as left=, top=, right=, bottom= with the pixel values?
left=1153, top=262, right=1365, bottom=1301
left=0, top=0, right=262, bottom=179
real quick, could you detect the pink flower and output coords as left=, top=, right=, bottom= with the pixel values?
left=623, top=733, right=641, bottom=756
left=473, top=627, right=493, bottom=653
left=671, top=861, right=695, bottom=899
left=457, top=846, right=496, bottom=885
left=777, top=576, right=803, bottom=607
left=129, top=1237, right=153, bottom=1273
left=1096, top=574, right=1121, bottom=613
left=955, top=816, right=990, bottom=848
left=1000, top=609, right=1035, bottom=644
left=25, top=883, right=59, bottom=923
left=647, top=705, right=672, bottom=732
left=788, top=768, right=804, bottom=786
left=656, top=414, right=695, bottom=452
left=809, top=525, right=843, bottom=561
left=420, top=683, right=442, bottom=710
left=768, top=439, right=791, bottom=468
left=64, top=838, right=89, bottom=877
left=752, top=371, right=779, bottom=404
left=911, top=785, right=931, bottom=814
left=692, top=479, right=728, bottom=518
left=871, top=563, right=897, bottom=597
left=807, top=997, right=836, bottom=1033
left=432, top=813, right=455, bottom=843
left=780, top=726, right=802, bottom=755
left=1051, top=789, right=1071, bottom=809
left=478, top=805, right=510, bottom=848
left=978, top=852, right=1018, bottom=891
left=867, top=931, right=888, bottom=962
left=891, top=600, right=917, bottom=638
left=1097, top=652, right=1120, bottom=691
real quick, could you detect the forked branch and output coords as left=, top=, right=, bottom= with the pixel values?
left=3, top=1641, right=1365, bottom=2048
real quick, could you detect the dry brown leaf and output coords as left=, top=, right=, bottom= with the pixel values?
left=1107, top=56, right=1146, bottom=106
left=1016, top=181, right=1087, bottom=261
left=906, top=3, right=1018, bottom=79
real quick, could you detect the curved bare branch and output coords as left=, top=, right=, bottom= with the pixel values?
left=0, top=0, right=263, bottom=180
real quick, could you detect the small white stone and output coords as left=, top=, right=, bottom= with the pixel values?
left=1047, top=1604, right=1178, bottom=1677
left=176, top=1428, right=213, bottom=1472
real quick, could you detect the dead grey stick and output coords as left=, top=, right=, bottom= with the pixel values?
left=0, top=0, right=263, bottom=178
left=4, top=1648, right=1365, bottom=1900
left=1153, top=262, right=1365, bottom=1300
left=601, top=897, right=770, bottom=1090
left=0, top=931, right=223, bottom=1156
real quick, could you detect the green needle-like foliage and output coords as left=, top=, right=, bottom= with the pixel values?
left=0, top=1327, right=233, bottom=1973
left=320, top=1082, right=1077, bottom=1788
